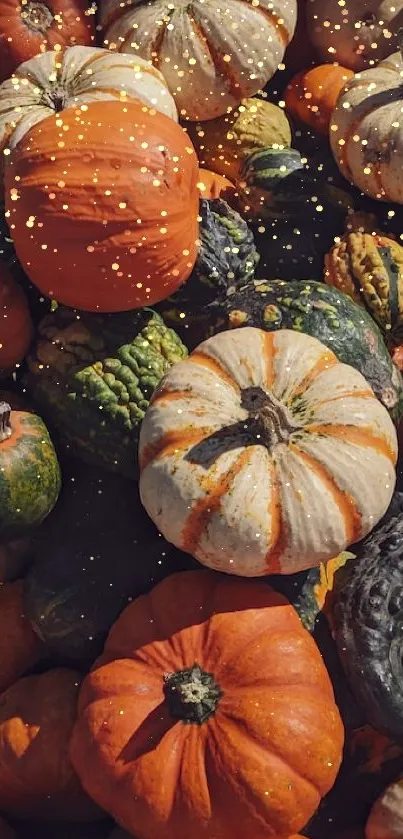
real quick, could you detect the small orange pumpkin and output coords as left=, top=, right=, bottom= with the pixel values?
left=285, top=64, right=354, bottom=134
left=0, top=263, right=33, bottom=376
left=0, top=580, right=42, bottom=693
left=196, top=168, right=235, bottom=200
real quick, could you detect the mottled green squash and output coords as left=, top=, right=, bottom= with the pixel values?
left=24, top=308, right=187, bottom=478
left=209, top=279, right=403, bottom=422
left=0, top=402, right=61, bottom=540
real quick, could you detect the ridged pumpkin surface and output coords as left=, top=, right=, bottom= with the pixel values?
left=139, top=327, right=397, bottom=576
left=5, top=100, right=200, bottom=312
left=70, top=570, right=344, bottom=839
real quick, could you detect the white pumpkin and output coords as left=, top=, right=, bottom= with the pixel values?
left=330, top=48, right=403, bottom=203
left=0, top=45, right=177, bottom=159
left=139, top=327, right=397, bottom=577
left=306, top=0, right=403, bottom=71
left=100, top=0, right=297, bottom=121
left=366, top=776, right=403, bottom=839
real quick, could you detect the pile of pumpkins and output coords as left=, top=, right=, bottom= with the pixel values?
left=1, top=0, right=403, bottom=837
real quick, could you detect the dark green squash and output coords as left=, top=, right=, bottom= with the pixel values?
left=208, top=279, right=403, bottom=423
left=24, top=460, right=195, bottom=666
left=156, top=198, right=259, bottom=350
left=24, top=308, right=187, bottom=478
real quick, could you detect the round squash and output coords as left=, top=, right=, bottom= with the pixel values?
left=5, top=100, right=199, bottom=312
left=0, top=0, right=95, bottom=83
left=70, top=570, right=344, bottom=839
left=330, top=48, right=403, bottom=204
left=100, top=0, right=297, bottom=121
left=0, top=262, right=33, bottom=376
left=0, top=401, right=61, bottom=540
left=196, top=169, right=235, bottom=200
left=306, top=0, right=403, bottom=71
left=0, top=668, right=101, bottom=820
left=366, top=776, right=403, bottom=839
left=139, top=327, right=397, bottom=576
left=0, top=580, right=42, bottom=693
left=284, top=64, right=354, bottom=135
left=0, top=45, right=177, bottom=163
left=187, top=98, right=292, bottom=183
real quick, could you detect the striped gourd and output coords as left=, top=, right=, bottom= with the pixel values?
left=139, top=327, right=397, bottom=577
left=0, top=45, right=177, bottom=160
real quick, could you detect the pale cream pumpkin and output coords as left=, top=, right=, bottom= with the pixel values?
left=139, top=327, right=397, bottom=577
left=100, top=0, right=297, bottom=121
left=306, top=0, right=403, bottom=70
left=366, top=776, right=403, bottom=839
left=330, top=48, right=403, bottom=203
left=0, top=45, right=177, bottom=159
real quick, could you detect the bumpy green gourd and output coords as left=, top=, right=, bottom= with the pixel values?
left=25, top=308, right=187, bottom=478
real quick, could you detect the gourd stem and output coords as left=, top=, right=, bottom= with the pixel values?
left=20, top=1, right=54, bottom=34
left=164, top=664, right=222, bottom=725
left=241, top=386, right=301, bottom=449
left=0, top=403, right=12, bottom=443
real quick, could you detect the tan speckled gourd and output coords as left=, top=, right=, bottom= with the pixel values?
left=188, top=98, right=292, bottom=182
left=366, top=775, right=403, bottom=839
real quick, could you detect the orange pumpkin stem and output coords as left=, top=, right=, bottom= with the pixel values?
left=164, top=664, right=223, bottom=724
left=242, top=386, right=301, bottom=448
left=0, top=404, right=12, bottom=443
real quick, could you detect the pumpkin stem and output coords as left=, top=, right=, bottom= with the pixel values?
left=0, top=403, right=12, bottom=443
left=242, top=386, right=301, bottom=449
left=20, top=1, right=54, bottom=34
left=164, top=664, right=222, bottom=725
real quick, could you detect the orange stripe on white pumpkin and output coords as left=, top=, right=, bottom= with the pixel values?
left=291, top=352, right=338, bottom=401
left=306, top=424, right=397, bottom=465
left=189, top=352, right=240, bottom=393
left=139, top=427, right=212, bottom=473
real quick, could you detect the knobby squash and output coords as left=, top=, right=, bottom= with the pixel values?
left=0, top=262, right=33, bottom=376
left=70, top=570, right=344, bottom=839
left=139, top=327, right=396, bottom=576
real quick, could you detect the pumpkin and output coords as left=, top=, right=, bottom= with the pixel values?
left=324, top=213, right=403, bottom=360
left=306, top=0, right=403, bottom=71
left=25, top=307, right=187, bottom=478
left=0, top=580, right=42, bottom=693
left=366, top=775, right=403, bottom=839
left=24, top=459, right=194, bottom=664
left=187, top=98, right=292, bottom=183
left=0, top=46, right=177, bottom=164
left=0, top=668, right=101, bottom=820
left=209, top=279, right=403, bottom=423
left=331, top=512, right=403, bottom=742
left=284, top=64, right=354, bottom=135
left=70, top=570, right=344, bottom=839
left=196, top=169, right=235, bottom=200
left=330, top=48, right=403, bottom=204
left=0, top=0, right=95, bottom=83
left=139, top=326, right=397, bottom=576
left=0, top=401, right=61, bottom=540
left=0, top=262, right=33, bottom=376
left=156, top=197, right=259, bottom=349
left=5, top=100, right=200, bottom=313
left=100, top=0, right=297, bottom=121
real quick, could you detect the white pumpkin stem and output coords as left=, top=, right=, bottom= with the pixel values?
left=0, top=403, right=12, bottom=443
left=20, top=1, right=54, bottom=33
left=242, top=386, right=301, bottom=448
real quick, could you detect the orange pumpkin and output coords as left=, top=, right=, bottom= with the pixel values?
left=0, top=0, right=95, bottom=83
left=0, top=580, right=42, bottom=693
left=0, top=668, right=102, bottom=820
left=70, top=570, right=344, bottom=839
left=196, top=168, right=235, bottom=200
left=285, top=64, right=354, bottom=134
left=0, top=263, right=33, bottom=376
left=5, top=100, right=200, bottom=313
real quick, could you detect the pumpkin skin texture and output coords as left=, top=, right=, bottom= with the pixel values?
left=139, top=327, right=397, bottom=576
left=70, top=570, right=344, bottom=839
left=0, top=46, right=177, bottom=162
left=0, top=0, right=95, bottom=83
left=196, top=169, right=235, bottom=200
left=210, top=279, right=403, bottom=423
left=5, top=100, right=200, bottom=313
left=0, top=262, right=33, bottom=376
left=284, top=65, right=354, bottom=135
left=0, top=668, right=101, bottom=821
left=330, top=51, right=403, bottom=204
left=0, top=580, right=42, bottom=693
left=366, top=776, right=403, bottom=839
left=306, top=0, right=403, bottom=71
left=187, top=98, right=292, bottom=183
left=100, top=0, right=297, bottom=121
left=0, top=403, right=61, bottom=540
